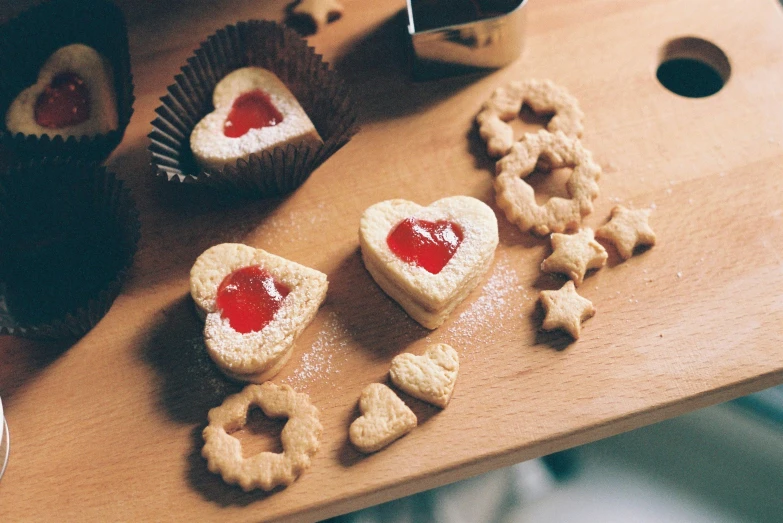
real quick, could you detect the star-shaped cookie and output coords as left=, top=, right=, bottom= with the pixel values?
left=292, top=0, right=344, bottom=33
left=596, top=205, right=656, bottom=260
left=540, top=228, right=607, bottom=286
left=539, top=281, right=596, bottom=339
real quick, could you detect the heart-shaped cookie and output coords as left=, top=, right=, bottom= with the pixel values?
left=390, top=344, right=459, bottom=408
left=189, top=67, right=323, bottom=171
left=5, top=44, right=117, bottom=138
left=359, top=196, right=499, bottom=329
left=349, top=383, right=417, bottom=454
left=190, top=243, right=328, bottom=383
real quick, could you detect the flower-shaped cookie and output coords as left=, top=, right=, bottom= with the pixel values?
left=190, top=243, right=328, bottom=383
left=190, top=67, right=322, bottom=171
left=349, top=383, right=417, bottom=454
left=202, top=383, right=322, bottom=491
left=495, top=130, right=601, bottom=236
left=6, top=44, right=118, bottom=138
left=359, top=196, right=499, bottom=329
left=477, top=79, right=584, bottom=158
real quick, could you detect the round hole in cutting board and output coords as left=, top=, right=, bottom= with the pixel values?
left=656, top=37, right=730, bottom=98
left=230, top=406, right=286, bottom=458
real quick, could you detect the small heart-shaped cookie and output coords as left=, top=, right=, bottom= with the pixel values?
left=349, top=383, right=417, bottom=454
left=190, top=67, right=323, bottom=170
left=5, top=44, right=118, bottom=138
left=390, top=344, right=459, bottom=408
left=190, top=243, right=328, bottom=383
left=359, top=196, right=499, bottom=329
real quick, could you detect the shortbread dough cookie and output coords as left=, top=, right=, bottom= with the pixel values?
left=477, top=79, right=584, bottom=158
left=390, top=344, right=459, bottom=408
left=190, top=67, right=322, bottom=171
left=596, top=205, right=656, bottom=260
left=6, top=44, right=117, bottom=138
left=349, top=383, right=417, bottom=454
left=495, top=130, right=601, bottom=236
left=202, top=382, right=322, bottom=491
left=359, top=196, right=499, bottom=329
left=541, top=228, right=607, bottom=286
left=539, top=280, right=596, bottom=339
left=190, top=243, right=328, bottom=382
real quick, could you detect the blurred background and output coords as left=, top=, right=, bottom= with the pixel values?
left=328, top=388, right=783, bottom=522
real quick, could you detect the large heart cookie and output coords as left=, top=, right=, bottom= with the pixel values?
left=189, top=67, right=323, bottom=171
left=190, top=243, right=328, bottom=383
left=5, top=44, right=118, bottom=138
left=359, top=196, right=499, bottom=329
left=349, top=383, right=417, bottom=454
left=390, top=343, right=459, bottom=408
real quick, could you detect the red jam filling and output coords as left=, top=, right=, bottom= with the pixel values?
left=386, top=218, right=464, bottom=275
left=34, top=72, right=91, bottom=129
left=223, top=89, right=284, bottom=138
left=215, top=266, right=290, bottom=334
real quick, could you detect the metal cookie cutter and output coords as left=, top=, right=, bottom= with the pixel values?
left=406, top=0, right=529, bottom=79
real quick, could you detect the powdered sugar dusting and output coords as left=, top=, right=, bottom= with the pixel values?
left=432, top=256, right=530, bottom=358
left=263, top=202, right=327, bottom=243
left=282, top=312, right=350, bottom=388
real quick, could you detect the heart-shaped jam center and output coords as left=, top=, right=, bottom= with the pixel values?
left=223, top=89, right=284, bottom=138
left=216, top=266, right=290, bottom=334
left=34, top=72, right=90, bottom=129
left=387, top=218, right=464, bottom=274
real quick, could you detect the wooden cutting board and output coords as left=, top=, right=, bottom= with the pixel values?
left=2, top=0, right=783, bottom=521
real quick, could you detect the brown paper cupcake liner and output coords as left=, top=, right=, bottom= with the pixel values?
left=149, top=20, right=360, bottom=197
left=0, top=0, right=135, bottom=166
left=0, top=159, right=140, bottom=339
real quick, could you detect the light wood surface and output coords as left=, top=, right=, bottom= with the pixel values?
left=2, top=0, right=783, bottom=521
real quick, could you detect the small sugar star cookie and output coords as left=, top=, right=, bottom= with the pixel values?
left=539, top=281, right=596, bottom=339
left=292, top=0, right=344, bottom=33
left=596, top=205, right=656, bottom=260
left=541, top=228, right=607, bottom=286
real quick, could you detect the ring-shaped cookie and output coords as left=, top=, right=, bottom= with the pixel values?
left=477, top=79, right=584, bottom=158
left=202, top=383, right=322, bottom=491
left=494, top=130, right=601, bottom=236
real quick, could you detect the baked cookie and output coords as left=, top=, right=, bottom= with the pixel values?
left=495, top=130, right=601, bottom=236
left=190, top=67, right=322, bottom=171
left=540, top=228, right=607, bottom=286
left=596, top=205, right=656, bottom=260
left=202, top=382, right=322, bottom=491
left=539, top=281, right=596, bottom=339
left=5, top=44, right=117, bottom=138
left=477, top=79, right=584, bottom=158
left=190, top=243, right=328, bottom=383
left=349, top=383, right=417, bottom=454
left=359, top=196, right=499, bottom=329
left=390, top=343, right=459, bottom=408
